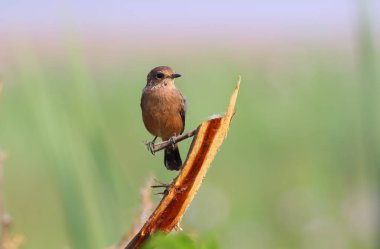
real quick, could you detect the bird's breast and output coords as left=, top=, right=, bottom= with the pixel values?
left=141, top=87, right=184, bottom=139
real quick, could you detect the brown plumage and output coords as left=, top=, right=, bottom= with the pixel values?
left=140, top=66, right=187, bottom=170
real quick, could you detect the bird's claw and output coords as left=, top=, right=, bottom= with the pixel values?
left=146, top=141, right=156, bottom=155
left=169, top=136, right=176, bottom=149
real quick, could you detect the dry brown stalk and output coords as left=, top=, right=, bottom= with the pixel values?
left=0, top=152, right=24, bottom=249
left=1, top=233, right=23, bottom=249
left=124, top=77, right=241, bottom=249
left=0, top=151, right=6, bottom=249
left=112, top=175, right=155, bottom=249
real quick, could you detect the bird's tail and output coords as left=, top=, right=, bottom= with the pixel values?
left=164, top=145, right=182, bottom=171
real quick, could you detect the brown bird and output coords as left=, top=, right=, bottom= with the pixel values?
left=140, top=66, right=187, bottom=170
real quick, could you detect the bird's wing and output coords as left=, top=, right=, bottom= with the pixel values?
left=180, top=94, right=187, bottom=133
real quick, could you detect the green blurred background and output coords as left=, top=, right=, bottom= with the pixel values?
left=0, top=1, right=379, bottom=249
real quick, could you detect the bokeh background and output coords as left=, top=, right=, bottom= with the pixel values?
left=1, top=1, right=379, bottom=248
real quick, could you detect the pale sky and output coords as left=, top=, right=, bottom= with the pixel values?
left=1, top=1, right=378, bottom=34
left=1, top=1, right=379, bottom=50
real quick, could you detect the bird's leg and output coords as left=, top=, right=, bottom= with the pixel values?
left=146, top=136, right=158, bottom=155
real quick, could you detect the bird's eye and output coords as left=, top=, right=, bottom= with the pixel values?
left=156, top=73, right=164, bottom=79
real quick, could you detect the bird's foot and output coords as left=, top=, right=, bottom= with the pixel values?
left=145, top=136, right=158, bottom=155
left=146, top=141, right=156, bottom=155
left=169, top=136, right=177, bottom=149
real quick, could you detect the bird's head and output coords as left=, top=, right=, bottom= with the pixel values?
left=146, top=66, right=181, bottom=87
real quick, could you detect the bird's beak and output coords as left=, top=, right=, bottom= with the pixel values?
left=172, top=73, right=181, bottom=79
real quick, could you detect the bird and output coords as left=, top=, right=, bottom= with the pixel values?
left=140, top=66, right=187, bottom=171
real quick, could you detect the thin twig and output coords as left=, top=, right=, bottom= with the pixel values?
left=146, top=129, right=198, bottom=153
